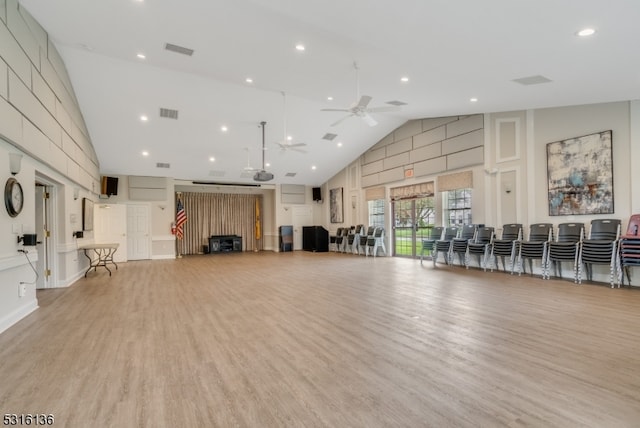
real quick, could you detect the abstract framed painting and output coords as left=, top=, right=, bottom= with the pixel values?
left=329, top=187, right=343, bottom=223
left=547, top=130, right=613, bottom=216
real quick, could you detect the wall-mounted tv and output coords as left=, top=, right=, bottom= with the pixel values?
left=82, top=198, right=94, bottom=231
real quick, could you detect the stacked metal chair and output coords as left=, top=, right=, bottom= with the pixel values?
left=329, top=227, right=343, bottom=252
left=619, top=215, right=640, bottom=286
left=577, top=219, right=621, bottom=287
left=450, top=224, right=477, bottom=266
left=334, top=227, right=348, bottom=252
left=366, top=227, right=386, bottom=257
left=346, top=224, right=363, bottom=254
left=420, top=226, right=444, bottom=265
left=465, top=226, right=495, bottom=270
left=432, top=226, right=458, bottom=266
left=487, top=224, right=522, bottom=272
left=515, top=223, right=554, bottom=277
left=358, top=226, right=375, bottom=256
left=544, top=222, right=584, bottom=282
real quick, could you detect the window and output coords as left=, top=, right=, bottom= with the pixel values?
left=444, top=188, right=472, bottom=226
left=368, top=199, right=385, bottom=228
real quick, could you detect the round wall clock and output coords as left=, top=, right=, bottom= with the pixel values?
left=5, top=177, right=24, bottom=217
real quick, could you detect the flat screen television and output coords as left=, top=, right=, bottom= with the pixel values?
left=82, top=198, right=94, bottom=231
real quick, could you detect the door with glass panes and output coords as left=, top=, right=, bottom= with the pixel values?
left=392, top=197, right=435, bottom=258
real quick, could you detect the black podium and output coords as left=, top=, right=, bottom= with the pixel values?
left=208, top=235, right=242, bottom=253
left=302, top=226, right=329, bottom=252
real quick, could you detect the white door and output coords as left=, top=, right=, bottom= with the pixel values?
left=292, top=205, right=313, bottom=250
left=34, top=184, right=51, bottom=289
left=94, top=203, right=127, bottom=263
left=127, top=204, right=150, bottom=260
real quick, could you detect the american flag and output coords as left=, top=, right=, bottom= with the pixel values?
left=175, top=198, right=187, bottom=239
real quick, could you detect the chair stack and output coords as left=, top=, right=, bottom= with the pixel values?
left=334, top=227, right=348, bottom=252
left=465, top=226, right=494, bottom=270
left=366, top=227, right=386, bottom=257
left=358, top=226, right=375, bottom=256
left=544, top=222, right=583, bottom=281
left=577, top=219, right=621, bottom=287
left=450, top=224, right=477, bottom=266
left=515, top=223, right=553, bottom=277
left=616, top=215, right=640, bottom=286
left=487, top=224, right=522, bottom=272
left=420, top=226, right=444, bottom=265
left=329, top=228, right=343, bottom=252
left=432, top=227, right=458, bottom=266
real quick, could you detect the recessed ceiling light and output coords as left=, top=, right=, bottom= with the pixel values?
left=140, top=115, right=148, bottom=122
left=327, top=96, right=333, bottom=101
left=221, top=125, right=228, bottom=132
left=141, top=151, right=149, bottom=156
left=311, top=165, right=317, bottom=170
left=245, top=77, right=253, bottom=84
left=136, top=53, right=146, bottom=59
left=470, top=98, right=478, bottom=102
left=295, top=44, right=305, bottom=51
left=209, top=157, right=215, bottom=162
left=400, top=76, right=410, bottom=83
left=287, top=136, right=292, bottom=141
left=337, top=142, right=343, bottom=147
left=265, top=162, right=271, bottom=167
left=577, top=28, right=596, bottom=37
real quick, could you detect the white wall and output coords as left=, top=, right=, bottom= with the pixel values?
left=0, top=0, right=100, bottom=333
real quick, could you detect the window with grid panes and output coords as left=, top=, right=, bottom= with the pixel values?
left=444, top=188, right=472, bottom=226
left=368, top=199, right=385, bottom=229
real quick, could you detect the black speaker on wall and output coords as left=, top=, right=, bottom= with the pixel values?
left=312, top=187, right=322, bottom=202
left=101, top=176, right=119, bottom=196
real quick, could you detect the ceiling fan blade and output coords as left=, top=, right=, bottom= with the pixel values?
left=288, top=143, right=307, bottom=148
left=366, top=105, right=401, bottom=113
left=321, top=108, right=351, bottom=112
left=356, top=95, right=372, bottom=108
left=361, top=113, right=378, bottom=127
left=331, top=114, right=354, bottom=127
left=291, top=147, right=307, bottom=153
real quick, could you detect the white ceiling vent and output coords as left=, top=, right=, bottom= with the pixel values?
left=512, top=75, right=553, bottom=86
left=386, top=100, right=407, bottom=106
left=322, top=133, right=338, bottom=141
left=285, top=172, right=297, bottom=177
left=156, top=162, right=171, bottom=169
left=160, top=108, right=179, bottom=119
left=208, top=170, right=225, bottom=177
left=164, top=43, right=194, bottom=56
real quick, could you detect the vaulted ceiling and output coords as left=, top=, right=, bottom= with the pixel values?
left=18, top=0, right=640, bottom=186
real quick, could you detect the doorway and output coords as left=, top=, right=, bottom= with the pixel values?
left=392, top=197, right=435, bottom=258
left=34, top=180, right=55, bottom=289
left=126, top=204, right=150, bottom=260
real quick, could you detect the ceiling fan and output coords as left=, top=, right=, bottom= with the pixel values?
left=254, top=121, right=274, bottom=182
left=275, top=92, right=307, bottom=153
left=321, top=61, right=403, bottom=127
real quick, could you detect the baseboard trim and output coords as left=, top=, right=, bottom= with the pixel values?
left=0, top=299, right=38, bottom=335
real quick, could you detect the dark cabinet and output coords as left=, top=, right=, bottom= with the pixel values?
left=279, top=225, right=293, bottom=252
left=302, top=226, right=329, bottom=252
left=208, top=235, right=242, bottom=253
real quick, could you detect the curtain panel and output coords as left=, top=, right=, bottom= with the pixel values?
left=437, top=171, right=473, bottom=192
left=177, top=192, right=263, bottom=255
left=390, top=182, right=434, bottom=201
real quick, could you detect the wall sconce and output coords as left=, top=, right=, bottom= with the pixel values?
left=73, top=231, right=84, bottom=239
left=73, top=188, right=80, bottom=200
left=504, top=183, right=513, bottom=194
left=18, top=233, right=37, bottom=246
left=9, top=153, right=23, bottom=175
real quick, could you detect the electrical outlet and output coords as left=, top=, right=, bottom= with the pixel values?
left=18, top=283, right=26, bottom=298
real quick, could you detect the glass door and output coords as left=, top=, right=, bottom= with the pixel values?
left=392, top=197, right=435, bottom=258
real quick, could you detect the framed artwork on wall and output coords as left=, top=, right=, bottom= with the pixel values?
left=330, top=187, right=343, bottom=223
left=547, top=130, right=614, bottom=216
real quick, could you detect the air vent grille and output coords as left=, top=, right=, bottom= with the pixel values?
left=164, top=43, right=194, bottom=56
left=512, top=75, right=552, bottom=86
left=322, top=133, right=338, bottom=141
left=386, top=100, right=407, bottom=106
left=285, top=172, right=297, bottom=177
left=156, top=162, right=171, bottom=169
left=160, top=108, right=179, bottom=119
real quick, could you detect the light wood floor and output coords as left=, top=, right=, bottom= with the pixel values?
left=1, top=252, right=640, bottom=427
